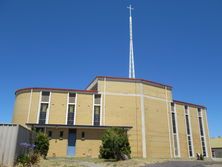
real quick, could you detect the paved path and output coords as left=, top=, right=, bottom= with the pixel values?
left=145, top=161, right=222, bottom=167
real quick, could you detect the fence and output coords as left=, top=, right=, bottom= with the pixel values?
left=0, top=124, right=34, bottom=167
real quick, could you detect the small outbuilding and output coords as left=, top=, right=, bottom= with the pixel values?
left=211, top=137, right=222, bottom=158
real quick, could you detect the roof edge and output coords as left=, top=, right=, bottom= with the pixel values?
left=173, top=100, right=206, bottom=109
left=15, top=87, right=97, bottom=95
left=90, top=76, right=172, bottom=90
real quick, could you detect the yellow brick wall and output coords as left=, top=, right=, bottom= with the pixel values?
left=75, top=94, right=93, bottom=125
left=46, top=128, right=68, bottom=157
left=28, top=91, right=40, bottom=123
left=189, top=107, right=202, bottom=155
left=98, top=80, right=140, bottom=94
left=176, top=104, right=189, bottom=158
left=12, top=91, right=31, bottom=127
left=75, top=129, right=104, bottom=157
left=143, top=84, right=172, bottom=100
left=144, top=98, right=171, bottom=159
left=48, top=92, right=67, bottom=124
left=202, top=109, right=212, bottom=158
left=104, top=95, right=142, bottom=157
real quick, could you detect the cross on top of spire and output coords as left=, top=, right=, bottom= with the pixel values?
left=127, top=5, right=134, bottom=17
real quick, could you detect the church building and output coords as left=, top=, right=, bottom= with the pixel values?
left=12, top=76, right=211, bottom=159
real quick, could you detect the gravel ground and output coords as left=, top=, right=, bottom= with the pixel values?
left=145, top=161, right=222, bottom=167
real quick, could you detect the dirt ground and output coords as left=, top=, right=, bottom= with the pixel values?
left=37, top=158, right=222, bottom=167
left=38, top=157, right=164, bottom=167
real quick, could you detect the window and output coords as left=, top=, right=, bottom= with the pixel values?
left=184, top=106, right=194, bottom=157
left=188, top=136, right=193, bottom=157
left=172, top=112, right=177, bottom=134
left=93, top=94, right=101, bottom=126
left=81, top=132, right=85, bottom=139
left=41, top=92, right=50, bottom=102
left=94, top=94, right=101, bottom=105
left=69, top=93, right=76, bottom=103
left=185, top=115, right=190, bottom=135
left=171, top=103, right=175, bottom=112
left=171, top=103, right=180, bottom=157
left=59, top=131, right=64, bottom=138
left=198, top=108, right=207, bottom=157
left=38, top=91, right=50, bottom=124
left=48, top=131, right=52, bottom=138
left=67, top=93, right=76, bottom=125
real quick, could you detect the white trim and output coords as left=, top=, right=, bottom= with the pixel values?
left=92, top=94, right=102, bottom=126
left=171, top=103, right=180, bottom=158
left=27, top=89, right=33, bottom=123
left=189, top=107, right=195, bottom=158
left=86, top=78, right=98, bottom=90
left=66, top=92, right=77, bottom=125
left=91, top=94, right=95, bottom=125
left=103, top=77, right=106, bottom=125
left=99, top=94, right=103, bottom=126
left=184, top=106, right=195, bottom=158
left=36, top=91, right=51, bottom=124
left=98, top=91, right=169, bottom=103
left=197, top=108, right=208, bottom=157
left=166, top=88, right=173, bottom=158
left=140, top=83, right=147, bottom=158
left=36, top=91, right=42, bottom=123
left=74, top=94, right=78, bottom=125
left=205, top=109, right=212, bottom=158
left=65, top=93, right=69, bottom=124
left=45, top=92, right=51, bottom=124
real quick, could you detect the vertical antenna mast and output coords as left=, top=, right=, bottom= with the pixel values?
left=127, top=5, right=135, bottom=78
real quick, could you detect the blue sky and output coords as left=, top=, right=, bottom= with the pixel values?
left=0, top=0, right=221, bottom=137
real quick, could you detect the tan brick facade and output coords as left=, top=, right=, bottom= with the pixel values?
left=12, top=76, right=211, bottom=159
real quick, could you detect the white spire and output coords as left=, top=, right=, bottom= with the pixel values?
left=127, top=5, right=135, bottom=78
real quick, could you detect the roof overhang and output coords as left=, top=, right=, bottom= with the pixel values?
left=26, top=123, right=133, bottom=130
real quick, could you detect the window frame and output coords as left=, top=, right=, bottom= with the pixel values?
left=66, top=92, right=77, bottom=125
left=37, top=91, right=51, bottom=124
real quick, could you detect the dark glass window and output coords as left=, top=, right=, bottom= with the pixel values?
left=67, top=104, right=75, bottom=125
left=187, top=136, right=193, bottom=157
left=171, top=112, right=176, bottom=133
left=59, top=131, right=64, bottom=138
left=69, top=93, right=76, bottom=103
left=48, top=131, right=52, bottom=138
left=185, top=115, right=190, bottom=135
left=39, top=103, right=48, bottom=124
left=199, top=117, right=204, bottom=136
left=171, top=103, right=175, bottom=112
left=41, top=91, right=50, bottom=102
left=94, top=95, right=101, bottom=105
left=81, top=132, right=85, bottom=139
left=94, top=106, right=100, bottom=126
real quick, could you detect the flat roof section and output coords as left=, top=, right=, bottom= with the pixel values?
left=26, top=123, right=133, bottom=130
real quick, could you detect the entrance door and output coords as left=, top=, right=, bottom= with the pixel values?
left=67, top=129, right=76, bottom=156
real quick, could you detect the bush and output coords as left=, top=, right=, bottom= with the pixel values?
left=34, top=132, right=49, bottom=159
left=17, top=154, right=30, bottom=167
left=200, top=154, right=204, bottom=160
left=99, top=127, right=131, bottom=160
left=16, top=153, right=40, bottom=167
